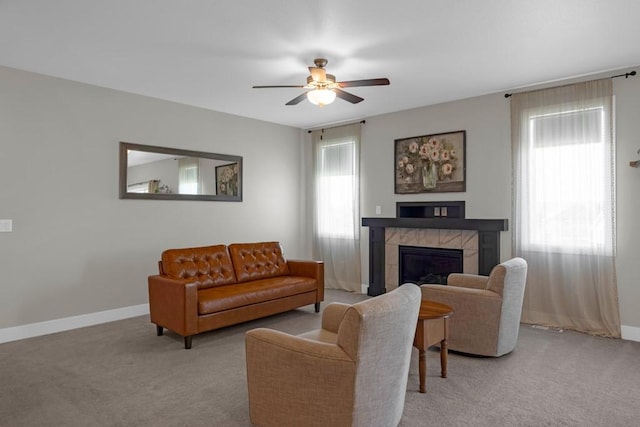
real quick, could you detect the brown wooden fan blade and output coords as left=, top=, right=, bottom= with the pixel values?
left=285, top=92, right=308, bottom=106
left=308, top=67, right=326, bottom=82
left=334, top=88, right=364, bottom=104
left=253, top=85, right=305, bottom=88
left=337, top=78, right=390, bottom=88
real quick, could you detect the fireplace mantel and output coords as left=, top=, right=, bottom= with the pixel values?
left=362, top=217, right=507, bottom=231
left=362, top=217, right=508, bottom=296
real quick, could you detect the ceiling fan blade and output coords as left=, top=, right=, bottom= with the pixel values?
left=308, top=67, right=327, bottom=82
left=253, top=85, right=305, bottom=88
left=334, top=88, right=364, bottom=104
left=338, top=78, right=390, bottom=88
left=285, top=92, right=308, bottom=106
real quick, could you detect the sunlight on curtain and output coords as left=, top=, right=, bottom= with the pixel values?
left=178, top=157, right=199, bottom=195
left=511, top=79, right=621, bottom=337
left=312, top=123, right=361, bottom=292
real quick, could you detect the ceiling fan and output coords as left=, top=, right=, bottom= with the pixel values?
left=252, top=58, right=390, bottom=107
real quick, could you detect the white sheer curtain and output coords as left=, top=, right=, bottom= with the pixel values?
left=178, top=157, right=199, bottom=194
left=312, top=123, right=361, bottom=292
left=511, top=79, right=621, bottom=337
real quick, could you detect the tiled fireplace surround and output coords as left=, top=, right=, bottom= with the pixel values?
left=362, top=204, right=508, bottom=296
left=385, top=228, right=479, bottom=292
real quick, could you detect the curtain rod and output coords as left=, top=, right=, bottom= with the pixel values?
left=307, top=120, right=365, bottom=133
left=504, top=70, right=636, bottom=98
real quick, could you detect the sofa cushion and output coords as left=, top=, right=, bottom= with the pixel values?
left=228, top=242, right=290, bottom=283
left=161, top=245, right=237, bottom=290
left=198, top=276, right=316, bottom=315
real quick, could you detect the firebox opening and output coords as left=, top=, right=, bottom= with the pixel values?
left=399, top=246, right=463, bottom=286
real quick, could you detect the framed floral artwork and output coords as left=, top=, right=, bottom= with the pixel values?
left=394, top=130, right=466, bottom=193
left=216, top=163, right=239, bottom=196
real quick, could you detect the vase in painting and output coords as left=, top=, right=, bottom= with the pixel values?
left=422, top=162, right=437, bottom=189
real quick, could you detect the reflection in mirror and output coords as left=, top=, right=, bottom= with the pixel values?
left=119, top=142, right=242, bottom=201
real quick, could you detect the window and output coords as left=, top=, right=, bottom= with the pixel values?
left=311, top=123, right=361, bottom=292
left=523, top=107, right=612, bottom=253
left=316, top=140, right=357, bottom=238
left=511, top=78, right=619, bottom=336
left=178, top=158, right=199, bottom=195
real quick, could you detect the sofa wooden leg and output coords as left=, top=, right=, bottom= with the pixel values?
left=184, top=336, right=193, bottom=349
left=315, top=302, right=320, bottom=313
left=156, top=325, right=163, bottom=336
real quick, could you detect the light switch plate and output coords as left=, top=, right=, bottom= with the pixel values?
left=0, top=219, right=13, bottom=232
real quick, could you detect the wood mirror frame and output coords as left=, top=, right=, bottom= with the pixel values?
left=119, top=142, right=243, bottom=202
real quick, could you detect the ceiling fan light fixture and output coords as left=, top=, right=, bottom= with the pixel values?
left=307, top=89, right=336, bottom=107
left=253, top=58, right=389, bottom=106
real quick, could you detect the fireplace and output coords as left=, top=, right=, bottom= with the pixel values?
left=399, top=246, right=463, bottom=285
left=362, top=201, right=508, bottom=296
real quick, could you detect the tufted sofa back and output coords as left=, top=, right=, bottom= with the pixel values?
left=228, top=242, right=290, bottom=283
left=160, top=245, right=237, bottom=290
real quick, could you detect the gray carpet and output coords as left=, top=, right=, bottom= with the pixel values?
left=1, top=289, right=639, bottom=427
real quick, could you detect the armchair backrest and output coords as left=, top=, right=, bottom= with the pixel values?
left=336, top=284, right=421, bottom=427
left=494, top=257, right=528, bottom=356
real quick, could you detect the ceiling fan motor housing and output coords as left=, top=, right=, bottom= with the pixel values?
left=306, top=74, right=336, bottom=87
left=252, top=57, right=389, bottom=106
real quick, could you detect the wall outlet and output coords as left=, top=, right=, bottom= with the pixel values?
left=375, top=206, right=382, bottom=215
left=0, top=219, right=12, bottom=232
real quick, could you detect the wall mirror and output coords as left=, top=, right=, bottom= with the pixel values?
left=119, top=142, right=242, bottom=201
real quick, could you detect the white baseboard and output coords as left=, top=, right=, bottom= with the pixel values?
left=621, top=325, right=640, bottom=342
left=0, top=304, right=150, bottom=345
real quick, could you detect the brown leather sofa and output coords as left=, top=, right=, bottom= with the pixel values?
left=148, top=241, right=324, bottom=349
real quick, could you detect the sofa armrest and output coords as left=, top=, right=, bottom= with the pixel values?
left=287, top=259, right=324, bottom=303
left=246, top=328, right=355, bottom=426
left=446, top=273, right=489, bottom=290
left=321, top=303, right=350, bottom=333
left=287, top=259, right=324, bottom=279
left=148, top=275, right=199, bottom=336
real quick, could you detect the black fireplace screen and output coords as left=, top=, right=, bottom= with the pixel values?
left=399, top=246, right=463, bottom=285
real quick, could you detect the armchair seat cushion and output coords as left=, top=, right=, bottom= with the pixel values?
left=297, top=329, right=338, bottom=345
left=198, top=276, right=317, bottom=315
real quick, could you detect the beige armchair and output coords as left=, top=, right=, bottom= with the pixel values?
left=420, top=257, right=528, bottom=357
left=245, top=284, right=422, bottom=427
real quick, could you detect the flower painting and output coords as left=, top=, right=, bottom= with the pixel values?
left=394, top=130, right=466, bottom=193
left=216, top=163, right=239, bottom=196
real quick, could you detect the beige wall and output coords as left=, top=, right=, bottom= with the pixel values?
left=0, top=66, right=305, bottom=329
left=2, top=64, right=639, bottom=338
left=612, top=74, right=640, bottom=334
left=356, top=71, right=640, bottom=336
left=358, top=92, right=512, bottom=280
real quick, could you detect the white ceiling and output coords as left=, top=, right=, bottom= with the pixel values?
left=1, top=1, right=639, bottom=129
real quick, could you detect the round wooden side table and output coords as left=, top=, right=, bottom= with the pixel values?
left=413, top=299, right=454, bottom=393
